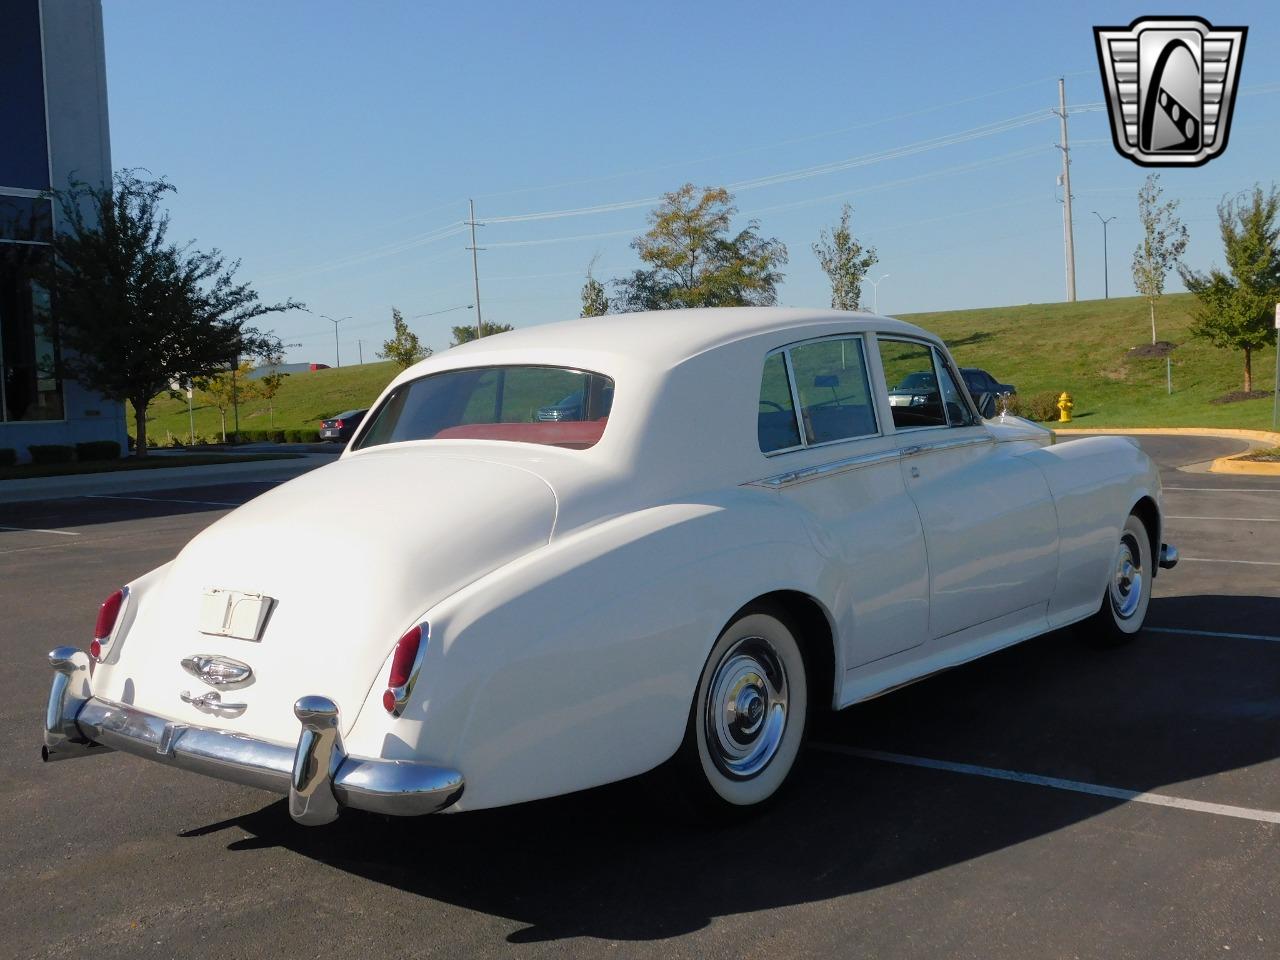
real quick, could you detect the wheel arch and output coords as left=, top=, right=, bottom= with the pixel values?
left=1130, top=494, right=1161, bottom=575
left=728, top=590, right=838, bottom=712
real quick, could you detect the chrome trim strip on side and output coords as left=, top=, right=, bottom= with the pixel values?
left=747, top=434, right=994, bottom=488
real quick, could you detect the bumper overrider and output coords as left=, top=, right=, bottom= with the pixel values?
left=41, top=647, right=464, bottom=826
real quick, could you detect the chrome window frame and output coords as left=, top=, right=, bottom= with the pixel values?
left=875, top=335, right=980, bottom=433
left=758, top=333, right=881, bottom=457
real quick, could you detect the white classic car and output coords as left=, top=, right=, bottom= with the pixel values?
left=43, top=308, right=1178, bottom=824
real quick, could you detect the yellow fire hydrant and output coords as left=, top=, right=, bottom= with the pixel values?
left=1057, top=391, right=1074, bottom=423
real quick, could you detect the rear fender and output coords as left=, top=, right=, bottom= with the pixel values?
left=342, top=493, right=833, bottom=811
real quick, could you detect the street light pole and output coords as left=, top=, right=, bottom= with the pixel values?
left=466, top=199, right=485, bottom=342
left=321, top=315, right=350, bottom=368
left=868, top=274, right=890, bottom=314
left=1093, top=212, right=1116, bottom=299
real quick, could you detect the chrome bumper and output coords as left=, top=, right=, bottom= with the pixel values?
left=41, top=647, right=463, bottom=826
left=1159, top=542, right=1179, bottom=570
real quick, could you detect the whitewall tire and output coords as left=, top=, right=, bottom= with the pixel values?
left=676, top=608, right=809, bottom=812
left=1088, top=512, right=1152, bottom=645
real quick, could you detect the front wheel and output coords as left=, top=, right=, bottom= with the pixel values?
left=672, top=607, right=809, bottom=814
left=1086, top=512, right=1152, bottom=646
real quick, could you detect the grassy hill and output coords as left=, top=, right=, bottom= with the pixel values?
left=134, top=293, right=1278, bottom=442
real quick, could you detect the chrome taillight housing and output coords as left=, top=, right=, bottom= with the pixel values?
left=383, top=623, right=427, bottom=717
left=90, top=586, right=129, bottom=661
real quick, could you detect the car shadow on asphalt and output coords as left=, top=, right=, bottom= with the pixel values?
left=184, top=597, right=1280, bottom=944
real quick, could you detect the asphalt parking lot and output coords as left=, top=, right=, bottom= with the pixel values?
left=2, top=434, right=1278, bottom=959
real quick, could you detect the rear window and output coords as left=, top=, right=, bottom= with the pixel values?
left=353, top=365, right=614, bottom=451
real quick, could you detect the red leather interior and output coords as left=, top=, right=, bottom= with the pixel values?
left=432, top=419, right=607, bottom=449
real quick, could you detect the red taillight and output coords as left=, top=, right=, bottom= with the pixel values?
left=384, top=624, right=424, bottom=715
left=333, top=419, right=344, bottom=429
left=388, top=625, right=421, bottom=688
left=91, top=588, right=126, bottom=662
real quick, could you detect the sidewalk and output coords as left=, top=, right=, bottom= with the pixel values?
left=0, top=451, right=335, bottom=504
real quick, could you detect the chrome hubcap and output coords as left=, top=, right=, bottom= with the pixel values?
left=705, top=637, right=788, bottom=779
left=1110, top=533, right=1144, bottom=620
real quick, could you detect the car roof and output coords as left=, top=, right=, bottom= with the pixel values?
left=419, top=308, right=935, bottom=374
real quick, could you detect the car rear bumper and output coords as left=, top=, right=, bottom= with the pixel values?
left=1159, top=542, right=1179, bottom=570
left=41, top=647, right=463, bottom=825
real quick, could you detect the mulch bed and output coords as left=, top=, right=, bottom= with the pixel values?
left=1125, top=341, right=1177, bottom=359
left=1210, top=389, right=1275, bottom=405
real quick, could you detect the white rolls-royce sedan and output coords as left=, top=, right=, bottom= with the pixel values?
left=43, top=308, right=1177, bottom=825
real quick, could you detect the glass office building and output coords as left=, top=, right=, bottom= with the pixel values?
left=1, top=0, right=122, bottom=459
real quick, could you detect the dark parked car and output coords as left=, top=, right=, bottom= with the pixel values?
left=958, top=368, right=1015, bottom=418
left=319, top=409, right=367, bottom=442
left=534, top=387, right=614, bottom=422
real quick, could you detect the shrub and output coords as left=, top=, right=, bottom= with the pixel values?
left=75, top=440, right=121, bottom=462
left=0, top=448, right=17, bottom=467
left=270, top=430, right=286, bottom=443
left=28, top=444, right=76, bottom=464
left=1003, top=391, right=1063, bottom=422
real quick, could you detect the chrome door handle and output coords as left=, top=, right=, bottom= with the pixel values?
left=899, top=445, right=922, bottom=456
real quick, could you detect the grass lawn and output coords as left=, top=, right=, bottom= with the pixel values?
left=0, top=452, right=303, bottom=481
left=133, top=294, right=1279, bottom=438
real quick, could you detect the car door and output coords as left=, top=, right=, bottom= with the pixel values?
left=757, top=336, right=930, bottom=669
left=876, top=337, right=1058, bottom=641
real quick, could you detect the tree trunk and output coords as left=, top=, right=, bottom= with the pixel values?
left=1149, top=300, right=1157, bottom=344
left=1244, top=347, right=1253, bottom=393
left=133, top=398, right=148, bottom=457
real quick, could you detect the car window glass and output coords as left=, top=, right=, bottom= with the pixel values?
left=879, top=339, right=947, bottom=429
left=758, top=351, right=801, bottom=453
left=789, top=338, right=877, bottom=445
left=355, top=365, right=614, bottom=451
left=935, top=353, right=977, bottom=427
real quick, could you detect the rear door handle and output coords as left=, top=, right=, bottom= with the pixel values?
left=900, top=445, right=922, bottom=456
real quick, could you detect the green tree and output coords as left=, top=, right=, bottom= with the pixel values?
left=42, top=171, right=300, bottom=454
left=254, top=341, right=291, bottom=428
left=1132, top=173, right=1189, bottom=344
left=1179, top=185, right=1280, bottom=393
left=450, top=320, right=514, bottom=346
left=812, top=203, right=878, bottom=311
left=194, top=359, right=257, bottom=442
left=613, top=184, right=787, bottom=312
left=580, top=256, right=610, bottom=317
left=378, top=307, right=431, bottom=368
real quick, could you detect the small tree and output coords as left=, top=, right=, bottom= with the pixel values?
left=1132, top=174, right=1190, bottom=344
left=378, top=307, right=431, bottom=369
left=254, top=340, right=291, bottom=428
left=612, top=184, right=787, bottom=312
left=1180, top=186, right=1280, bottom=393
left=195, top=359, right=256, bottom=442
left=580, top=256, right=610, bottom=317
left=450, top=321, right=514, bottom=346
left=812, top=203, right=878, bottom=311
left=42, top=171, right=301, bottom=454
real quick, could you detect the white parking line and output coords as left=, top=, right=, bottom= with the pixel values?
left=0, top=524, right=79, bottom=536
left=84, top=494, right=240, bottom=508
left=1181, top=557, right=1280, bottom=566
left=1147, top=626, right=1280, bottom=643
left=812, top=744, right=1280, bottom=825
left=1166, top=515, right=1280, bottom=523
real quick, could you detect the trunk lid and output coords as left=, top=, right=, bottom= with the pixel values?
left=103, top=449, right=557, bottom=742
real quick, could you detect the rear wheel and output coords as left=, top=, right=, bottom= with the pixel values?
left=1086, top=512, right=1152, bottom=646
left=671, top=607, right=809, bottom=814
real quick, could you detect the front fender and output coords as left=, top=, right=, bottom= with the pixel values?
left=342, top=493, right=830, bottom=812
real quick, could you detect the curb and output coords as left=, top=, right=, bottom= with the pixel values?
left=1053, top=427, right=1280, bottom=476
left=0, top=454, right=331, bottom=504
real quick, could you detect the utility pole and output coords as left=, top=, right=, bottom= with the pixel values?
left=357, top=339, right=363, bottom=365
left=1092, top=212, right=1116, bottom=298
left=1055, top=78, right=1078, bottom=302
left=466, top=199, right=485, bottom=342
left=322, top=314, right=348, bottom=367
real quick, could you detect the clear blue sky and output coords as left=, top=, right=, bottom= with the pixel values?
left=100, top=1, right=1280, bottom=364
